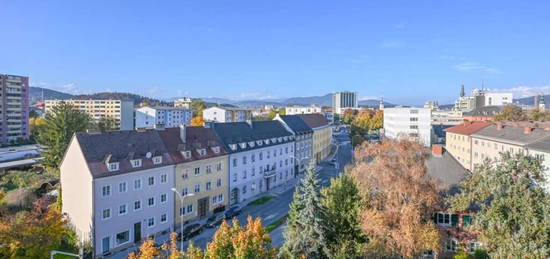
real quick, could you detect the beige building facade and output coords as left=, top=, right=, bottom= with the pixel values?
left=444, top=121, right=490, bottom=171
left=298, top=114, right=333, bottom=162
left=45, top=99, right=134, bottom=130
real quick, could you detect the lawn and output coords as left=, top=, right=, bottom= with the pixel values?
left=248, top=195, right=274, bottom=206
left=265, top=215, right=288, bottom=232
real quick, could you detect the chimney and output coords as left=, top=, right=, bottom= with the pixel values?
left=179, top=124, right=186, bottom=143
left=496, top=122, right=504, bottom=130
left=524, top=127, right=533, bottom=134
left=432, top=145, right=443, bottom=157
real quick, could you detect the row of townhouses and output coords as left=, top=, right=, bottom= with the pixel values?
left=60, top=114, right=332, bottom=257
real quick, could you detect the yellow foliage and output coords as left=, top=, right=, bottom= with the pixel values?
left=190, top=116, right=205, bottom=126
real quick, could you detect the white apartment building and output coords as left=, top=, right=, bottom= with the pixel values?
left=480, top=92, right=513, bottom=107
left=212, top=121, right=295, bottom=204
left=173, top=97, right=192, bottom=109
left=203, top=106, right=252, bottom=123
left=61, top=130, right=175, bottom=257
left=332, top=91, right=358, bottom=115
left=285, top=105, right=322, bottom=115
left=0, top=74, right=30, bottom=144
left=383, top=107, right=432, bottom=146
left=135, top=106, right=193, bottom=129
left=45, top=99, right=134, bottom=130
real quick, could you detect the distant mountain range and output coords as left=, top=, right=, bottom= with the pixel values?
left=31, top=86, right=394, bottom=108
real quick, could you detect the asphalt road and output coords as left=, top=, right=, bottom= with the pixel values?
left=108, top=128, right=351, bottom=258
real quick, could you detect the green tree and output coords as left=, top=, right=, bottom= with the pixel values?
left=280, top=161, right=329, bottom=259
left=448, top=152, right=550, bottom=258
left=191, top=99, right=207, bottom=117
left=94, top=116, right=117, bottom=132
left=37, top=102, right=92, bottom=168
left=321, top=173, right=366, bottom=258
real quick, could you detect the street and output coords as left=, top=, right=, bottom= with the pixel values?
left=108, top=127, right=351, bottom=258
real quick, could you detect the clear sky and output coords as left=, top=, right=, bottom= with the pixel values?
left=2, top=0, right=550, bottom=105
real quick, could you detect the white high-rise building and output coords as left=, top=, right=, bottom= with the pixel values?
left=332, top=91, right=358, bottom=115
left=135, top=106, right=193, bottom=129
left=383, top=107, right=432, bottom=147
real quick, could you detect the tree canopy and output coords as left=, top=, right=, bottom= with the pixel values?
left=37, top=102, right=92, bottom=168
left=448, top=152, right=550, bottom=258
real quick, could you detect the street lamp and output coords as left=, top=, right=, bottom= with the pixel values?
left=171, top=188, right=195, bottom=252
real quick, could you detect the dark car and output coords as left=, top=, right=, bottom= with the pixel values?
left=177, top=223, right=203, bottom=241
left=224, top=206, right=242, bottom=219
left=205, top=213, right=225, bottom=228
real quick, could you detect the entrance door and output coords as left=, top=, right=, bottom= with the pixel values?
left=231, top=188, right=239, bottom=205
left=198, top=197, right=209, bottom=218
left=266, top=178, right=271, bottom=191
left=133, top=222, right=141, bottom=243
left=101, top=237, right=110, bottom=254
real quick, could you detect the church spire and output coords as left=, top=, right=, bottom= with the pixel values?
left=460, top=84, right=465, bottom=97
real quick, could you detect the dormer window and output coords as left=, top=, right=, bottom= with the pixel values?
left=182, top=151, right=192, bottom=159
left=264, top=139, right=270, bottom=145
left=248, top=141, right=255, bottom=148
left=108, top=162, right=119, bottom=172
left=197, top=148, right=207, bottom=156
left=278, top=137, right=283, bottom=142
left=153, top=156, right=162, bottom=164
left=211, top=146, right=220, bottom=154
left=256, top=140, right=263, bottom=146
left=284, top=136, right=288, bottom=141
left=230, top=144, right=237, bottom=151
left=239, top=142, right=246, bottom=149
left=131, top=159, right=142, bottom=168
left=271, top=138, right=277, bottom=143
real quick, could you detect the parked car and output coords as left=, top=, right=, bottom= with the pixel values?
left=224, top=206, right=242, bottom=219
left=205, top=213, right=225, bottom=228
left=177, top=223, right=203, bottom=241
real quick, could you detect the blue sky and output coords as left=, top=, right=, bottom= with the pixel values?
left=2, top=1, right=550, bottom=105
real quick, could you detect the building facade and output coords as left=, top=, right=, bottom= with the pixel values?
left=135, top=106, right=193, bottom=129
left=332, top=91, right=358, bottom=115
left=383, top=107, right=432, bottom=147
left=173, top=97, right=192, bottom=109
left=274, top=114, right=313, bottom=173
left=158, top=126, right=229, bottom=226
left=444, top=121, right=491, bottom=171
left=203, top=106, right=252, bottom=123
left=0, top=74, right=30, bottom=144
left=45, top=99, right=134, bottom=130
left=431, top=110, right=463, bottom=126
left=212, top=121, right=295, bottom=205
left=61, top=130, right=175, bottom=257
left=297, top=114, right=332, bottom=162
left=526, top=136, right=550, bottom=191
left=285, top=105, right=322, bottom=115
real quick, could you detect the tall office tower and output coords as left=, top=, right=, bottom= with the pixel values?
left=0, top=74, right=30, bottom=144
left=332, top=91, right=358, bottom=115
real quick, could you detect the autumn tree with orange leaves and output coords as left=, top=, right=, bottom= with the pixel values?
left=350, top=140, right=441, bottom=258
left=190, top=116, right=205, bottom=126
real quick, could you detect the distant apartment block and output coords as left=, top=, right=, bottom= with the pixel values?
left=0, top=74, right=30, bottom=144
left=135, top=106, right=192, bottom=129
left=45, top=99, right=134, bottom=130
left=285, top=105, right=322, bottom=115
left=383, top=107, right=432, bottom=147
left=454, top=86, right=513, bottom=111
left=431, top=110, right=463, bottom=126
left=274, top=114, right=314, bottom=173
left=173, top=97, right=192, bottom=109
left=332, top=91, right=358, bottom=115
left=297, top=114, right=332, bottom=162
left=203, top=106, right=252, bottom=123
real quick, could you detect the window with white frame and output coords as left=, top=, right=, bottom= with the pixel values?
left=217, top=178, right=222, bottom=187
left=160, top=174, right=167, bottom=183
left=182, top=187, right=188, bottom=196
left=468, top=241, right=482, bottom=253
left=148, top=176, right=154, bottom=186
left=182, top=169, right=189, bottom=179
left=233, top=158, right=238, bottom=167
left=134, top=200, right=141, bottom=211
left=134, top=179, right=141, bottom=190
left=147, top=217, right=155, bottom=228
left=108, top=162, right=119, bottom=172
left=160, top=194, right=167, bottom=203
left=216, top=162, right=222, bottom=171
left=119, top=204, right=127, bottom=215
left=243, top=156, right=247, bottom=165
left=161, top=213, right=167, bottom=223
left=102, top=185, right=111, bottom=196
left=115, top=230, right=130, bottom=246
left=102, top=208, right=111, bottom=219
left=131, top=159, right=142, bottom=168
left=206, top=182, right=212, bottom=190
left=206, top=165, right=212, bottom=174
left=212, top=146, right=220, bottom=153
left=194, top=184, right=200, bottom=193
left=148, top=197, right=155, bottom=207
left=119, top=182, right=127, bottom=193
left=153, top=156, right=162, bottom=164
left=233, top=173, right=237, bottom=182
left=194, top=167, right=200, bottom=175
left=446, top=239, right=457, bottom=252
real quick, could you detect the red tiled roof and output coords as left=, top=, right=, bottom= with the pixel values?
left=444, top=121, right=491, bottom=136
